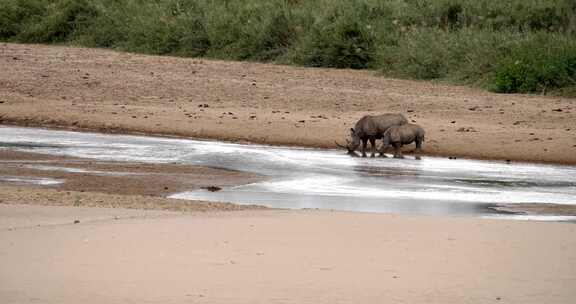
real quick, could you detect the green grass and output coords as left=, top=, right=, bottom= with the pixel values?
left=1, top=0, right=575, bottom=96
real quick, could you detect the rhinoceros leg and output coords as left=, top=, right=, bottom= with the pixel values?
left=393, top=143, right=404, bottom=159
left=379, top=141, right=389, bottom=157
left=379, top=149, right=389, bottom=158
left=361, top=138, right=368, bottom=157
left=369, top=138, right=376, bottom=158
left=415, top=137, right=423, bottom=160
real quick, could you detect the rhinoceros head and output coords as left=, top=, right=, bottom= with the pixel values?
left=335, top=128, right=361, bottom=157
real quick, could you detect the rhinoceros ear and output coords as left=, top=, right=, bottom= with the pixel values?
left=350, top=128, right=355, bottom=134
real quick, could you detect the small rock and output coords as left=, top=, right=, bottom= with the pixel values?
left=552, top=108, right=563, bottom=112
left=450, top=121, right=456, bottom=124
left=298, top=120, right=306, bottom=123
left=407, top=109, right=414, bottom=113
left=74, top=220, right=80, bottom=224
left=468, top=106, right=479, bottom=111
left=203, top=186, right=222, bottom=192
left=457, top=127, right=477, bottom=132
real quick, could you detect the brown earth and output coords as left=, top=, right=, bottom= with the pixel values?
left=1, top=43, right=575, bottom=164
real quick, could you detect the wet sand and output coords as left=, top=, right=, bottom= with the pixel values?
left=0, top=150, right=262, bottom=197
left=0, top=150, right=265, bottom=212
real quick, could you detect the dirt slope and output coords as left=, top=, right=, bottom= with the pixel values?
left=1, top=43, right=575, bottom=163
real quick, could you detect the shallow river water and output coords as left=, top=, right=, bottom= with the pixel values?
left=2, top=126, right=576, bottom=221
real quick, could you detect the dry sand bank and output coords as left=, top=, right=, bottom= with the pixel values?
left=1, top=43, right=575, bottom=164
left=1, top=204, right=576, bottom=304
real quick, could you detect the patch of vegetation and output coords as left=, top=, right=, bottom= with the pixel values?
left=490, top=34, right=576, bottom=94
left=1, top=0, right=575, bottom=96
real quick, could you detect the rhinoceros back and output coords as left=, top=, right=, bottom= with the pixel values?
left=355, top=114, right=408, bottom=137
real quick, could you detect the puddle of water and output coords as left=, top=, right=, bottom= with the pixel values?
left=1, top=126, right=576, bottom=221
left=0, top=176, right=63, bottom=186
left=482, top=214, right=576, bottom=223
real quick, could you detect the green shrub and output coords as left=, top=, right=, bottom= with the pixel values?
left=203, top=1, right=296, bottom=61
left=377, top=28, right=450, bottom=79
left=287, top=1, right=381, bottom=69
left=0, top=0, right=46, bottom=39
left=490, top=34, right=576, bottom=94
left=17, top=0, right=98, bottom=43
left=1, top=0, right=575, bottom=96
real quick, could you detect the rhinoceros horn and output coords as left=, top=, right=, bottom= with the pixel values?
left=335, top=140, right=359, bottom=157
left=334, top=140, right=349, bottom=150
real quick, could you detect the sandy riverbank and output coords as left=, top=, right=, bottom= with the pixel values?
left=1, top=204, right=575, bottom=304
left=1, top=43, right=575, bottom=164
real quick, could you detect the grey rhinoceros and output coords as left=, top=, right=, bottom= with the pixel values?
left=380, top=123, right=425, bottom=159
left=336, top=113, right=408, bottom=157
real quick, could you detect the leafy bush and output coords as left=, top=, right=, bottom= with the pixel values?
left=0, top=0, right=46, bottom=39
left=1, top=0, right=575, bottom=95
left=287, top=1, right=381, bottom=69
left=490, top=34, right=576, bottom=94
left=17, top=0, right=98, bottom=43
left=204, top=1, right=296, bottom=61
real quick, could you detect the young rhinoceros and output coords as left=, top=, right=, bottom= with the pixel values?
left=380, top=123, right=425, bottom=159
